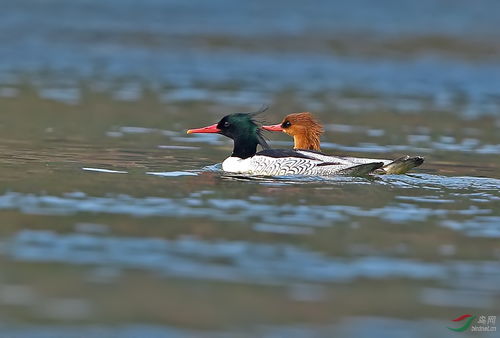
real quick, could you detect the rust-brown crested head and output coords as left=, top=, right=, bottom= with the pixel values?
left=280, top=112, right=324, bottom=150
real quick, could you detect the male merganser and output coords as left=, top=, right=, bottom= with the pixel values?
left=262, top=112, right=424, bottom=174
left=187, top=111, right=385, bottom=176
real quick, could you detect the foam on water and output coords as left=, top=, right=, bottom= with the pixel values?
left=82, top=168, right=128, bottom=174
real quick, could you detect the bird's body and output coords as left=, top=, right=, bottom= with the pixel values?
left=262, top=112, right=424, bottom=174
left=222, top=149, right=383, bottom=176
left=187, top=111, right=384, bottom=177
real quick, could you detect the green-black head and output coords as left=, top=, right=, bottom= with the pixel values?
left=187, top=109, right=270, bottom=159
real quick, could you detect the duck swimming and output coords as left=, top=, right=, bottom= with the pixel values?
left=262, top=112, right=424, bottom=174
left=187, top=111, right=385, bottom=176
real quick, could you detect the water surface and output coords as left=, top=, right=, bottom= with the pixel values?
left=0, top=1, right=499, bottom=337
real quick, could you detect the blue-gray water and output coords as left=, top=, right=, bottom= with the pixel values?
left=0, top=1, right=499, bottom=337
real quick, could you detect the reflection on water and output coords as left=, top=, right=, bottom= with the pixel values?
left=1, top=0, right=500, bottom=337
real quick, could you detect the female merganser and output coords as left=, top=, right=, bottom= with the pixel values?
left=262, top=112, right=424, bottom=174
left=187, top=111, right=385, bottom=176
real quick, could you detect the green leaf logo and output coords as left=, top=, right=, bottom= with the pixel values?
left=447, top=314, right=476, bottom=332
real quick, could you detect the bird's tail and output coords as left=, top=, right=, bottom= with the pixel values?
left=338, top=162, right=385, bottom=176
left=377, top=156, right=424, bottom=174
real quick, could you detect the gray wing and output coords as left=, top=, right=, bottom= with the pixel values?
left=296, top=150, right=393, bottom=167
left=290, top=150, right=423, bottom=175
left=249, top=155, right=384, bottom=176
left=337, top=155, right=392, bottom=166
left=341, top=155, right=424, bottom=174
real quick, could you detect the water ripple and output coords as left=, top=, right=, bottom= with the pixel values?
left=0, top=180, right=498, bottom=237
left=5, top=230, right=494, bottom=285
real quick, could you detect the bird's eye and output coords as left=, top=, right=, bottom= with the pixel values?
left=282, top=121, right=291, bottom=128
left=223, top=121, right=230, bottom=128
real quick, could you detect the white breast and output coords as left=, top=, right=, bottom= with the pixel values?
left=222, top=157, right=252, bottom=173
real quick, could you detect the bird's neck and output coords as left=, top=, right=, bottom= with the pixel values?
left=293, top=133, right=320, bottom=151
left=232, top=135, right=259, bottom=159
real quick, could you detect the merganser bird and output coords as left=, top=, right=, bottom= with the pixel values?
left=187, top=111, right=385, bottom=176
left=262, top=112, right=424, bottom=174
